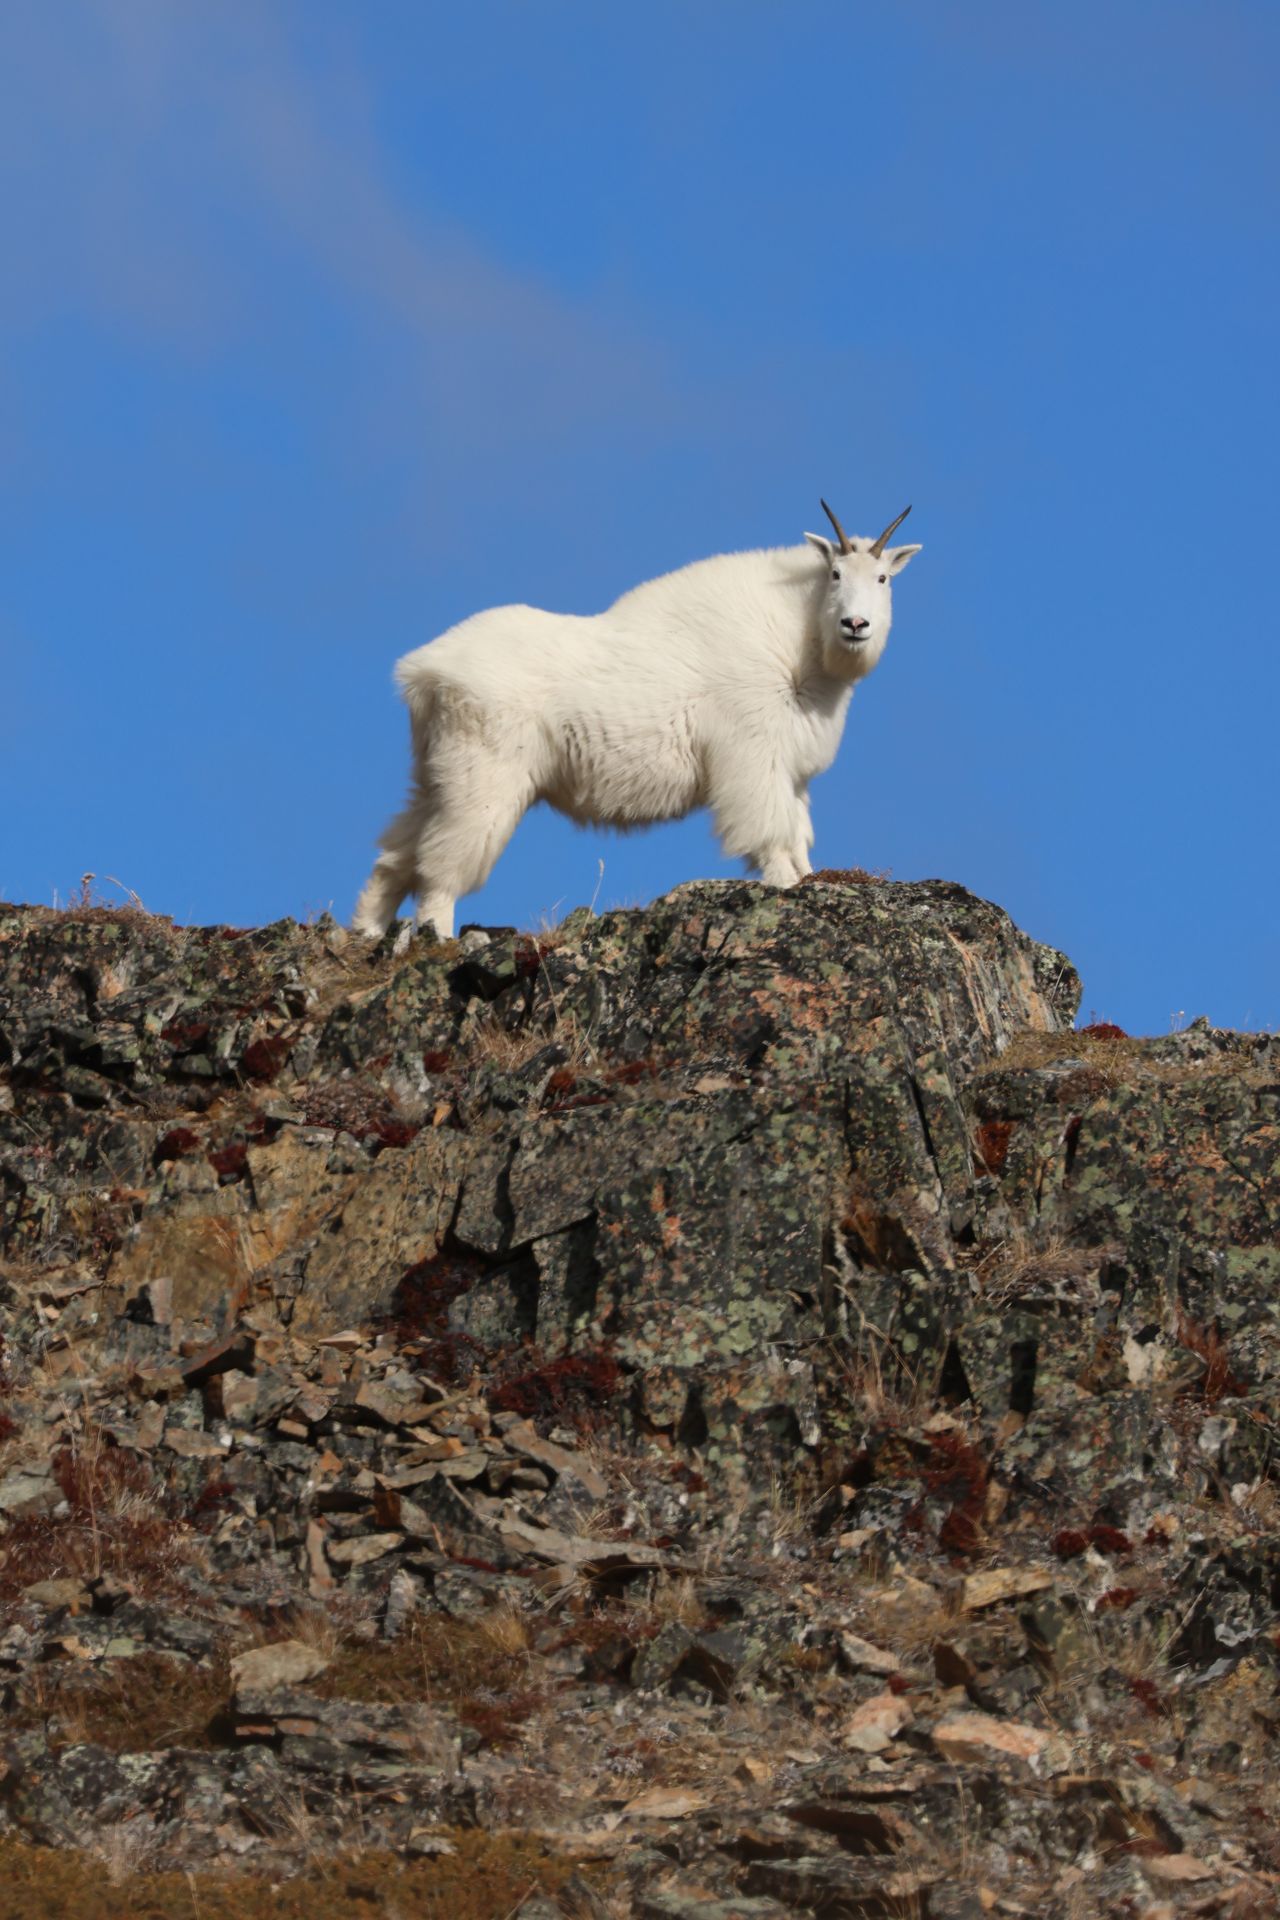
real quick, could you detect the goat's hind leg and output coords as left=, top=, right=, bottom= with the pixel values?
left=411, top=750, right=535, bottom=942
left=352, top=797, right=428, bottom=937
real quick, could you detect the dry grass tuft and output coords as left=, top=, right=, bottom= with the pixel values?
left=0, top=1423, right=190, bottom=1604
left=983, top=1020, right=1275, bottom=1092
left=306, top=1607, right=545, bottom=1749
left=468, top=1003, right=594, bottom=1078
left=10, top=1651, right=230, bottom=1752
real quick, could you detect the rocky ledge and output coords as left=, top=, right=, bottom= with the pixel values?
left=0, top=875, right=1276, bottom=1918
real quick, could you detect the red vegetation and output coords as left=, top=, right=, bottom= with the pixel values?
left=387, top=1249, right=490, bottom=1384
left=461, top=1686, right=544, bottom=1745
left=241, top=1033, right=291, bottom=1081
left=1079, top=1021, right=1127, bottom=1040
left=974, top=1119, right=1015, bottom=1176
left=54, top=1444, right=155, bottom=1512
left=1095, top=1586, right=1140, bottom=1612
left=1128, top=1676, right=1168, bottom=1719
left=608, top=1059, right=660, bottom=1087
left=155, top=1127, right=201, bottom=1163
left=422, top=1049, right=452, bottom=1073
left=924, top=1431, right=989, bottom=1558
left=189, top=1476, right=236, bottom=1521
left=207, top=1141, right=248, bottom=1181
left=514, top=937, right=552, bottom=980
left=491, top=1346, right=622, bottom=1429
left=0, top=1437, right=179, bottom=1606
left=161, top=1020, right=210, bottom=1051
left=391, top=1250, right=480, bottom=1336
left=1052, top=1523, right=1132, bottom=1559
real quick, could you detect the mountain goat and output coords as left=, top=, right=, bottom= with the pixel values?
left=353, top=502, right=921, bottom=940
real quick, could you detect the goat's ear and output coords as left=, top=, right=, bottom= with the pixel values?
left=805, top=532, right=835, bottom=564
left=886, top=543, right=922, bottom=574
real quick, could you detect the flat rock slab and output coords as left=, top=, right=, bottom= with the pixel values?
left=230, top=1638, right=331, bottom=1694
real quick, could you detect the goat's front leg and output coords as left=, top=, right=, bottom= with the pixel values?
left=756, top=844, right=810, bottom=888
left=709, top=756, right=813, bottom=890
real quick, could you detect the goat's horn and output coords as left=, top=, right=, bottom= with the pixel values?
left=870, top=505, right=912, bottom=558
left=820, top=498, right=854, bottom=555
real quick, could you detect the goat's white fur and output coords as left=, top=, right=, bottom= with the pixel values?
left=353, top=518, right=921, bottom=940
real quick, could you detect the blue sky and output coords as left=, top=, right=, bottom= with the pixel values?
left=1, top=1, right=1277, bottom=1033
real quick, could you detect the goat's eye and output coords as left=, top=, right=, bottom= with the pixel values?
left=878, top=573, right=886, bottom=584
left=831, top=569, right=841, bottom=581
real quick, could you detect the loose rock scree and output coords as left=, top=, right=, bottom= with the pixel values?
left=353, top=500, right=921, bottom=938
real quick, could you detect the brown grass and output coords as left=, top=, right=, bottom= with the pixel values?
left=46, top=873, right=161, bottom=924
left=981, top=1023, right=1273, bottom=1091
left=9, top=1650, right=230, bottom=1752
left=0, top=1832, right=598, bottom=1920
left=306, top=1608, right=545, bottom=1749
left=468, top=1003, right=593, bottom=1078
left=980, top=1026, right=1145, bottom=1087
left=969, top=1230, right=1109, bottom=1310
left=6, top=1599, right=551, bottom=1760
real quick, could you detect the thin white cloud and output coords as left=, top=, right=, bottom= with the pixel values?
left=0, top=1, right=678, bottom=458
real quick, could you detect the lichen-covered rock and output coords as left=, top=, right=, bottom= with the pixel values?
left=1, top=877, right=1277, bottom=1913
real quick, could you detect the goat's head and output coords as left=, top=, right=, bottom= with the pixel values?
left=805, top=501, right=921, bottom=678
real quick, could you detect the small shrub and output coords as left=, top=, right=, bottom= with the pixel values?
left=302, top=1080, right=422, bottom=1149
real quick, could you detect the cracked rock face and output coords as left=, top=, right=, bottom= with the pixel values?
left=0, top=877, right=1081, bottom=1469
left=0, top=875, right=1277, bottom=1917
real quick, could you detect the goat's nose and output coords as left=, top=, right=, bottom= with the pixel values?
left=841, top=615, right=870, bottom=635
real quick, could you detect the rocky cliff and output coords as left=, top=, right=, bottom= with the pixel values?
left=0, top=876, right=1276, bottom=1918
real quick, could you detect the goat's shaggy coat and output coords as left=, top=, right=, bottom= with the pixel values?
left=353, top=517, right=921, bottom=939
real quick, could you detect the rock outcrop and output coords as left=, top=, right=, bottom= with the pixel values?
left=0, top=876, right=1276, bottom=1918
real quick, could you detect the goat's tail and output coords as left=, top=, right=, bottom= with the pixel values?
left=395, top=658, right=439, bottom=763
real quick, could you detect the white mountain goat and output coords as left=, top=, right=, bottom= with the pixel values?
left=353, top=502, right=921, bottom=940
